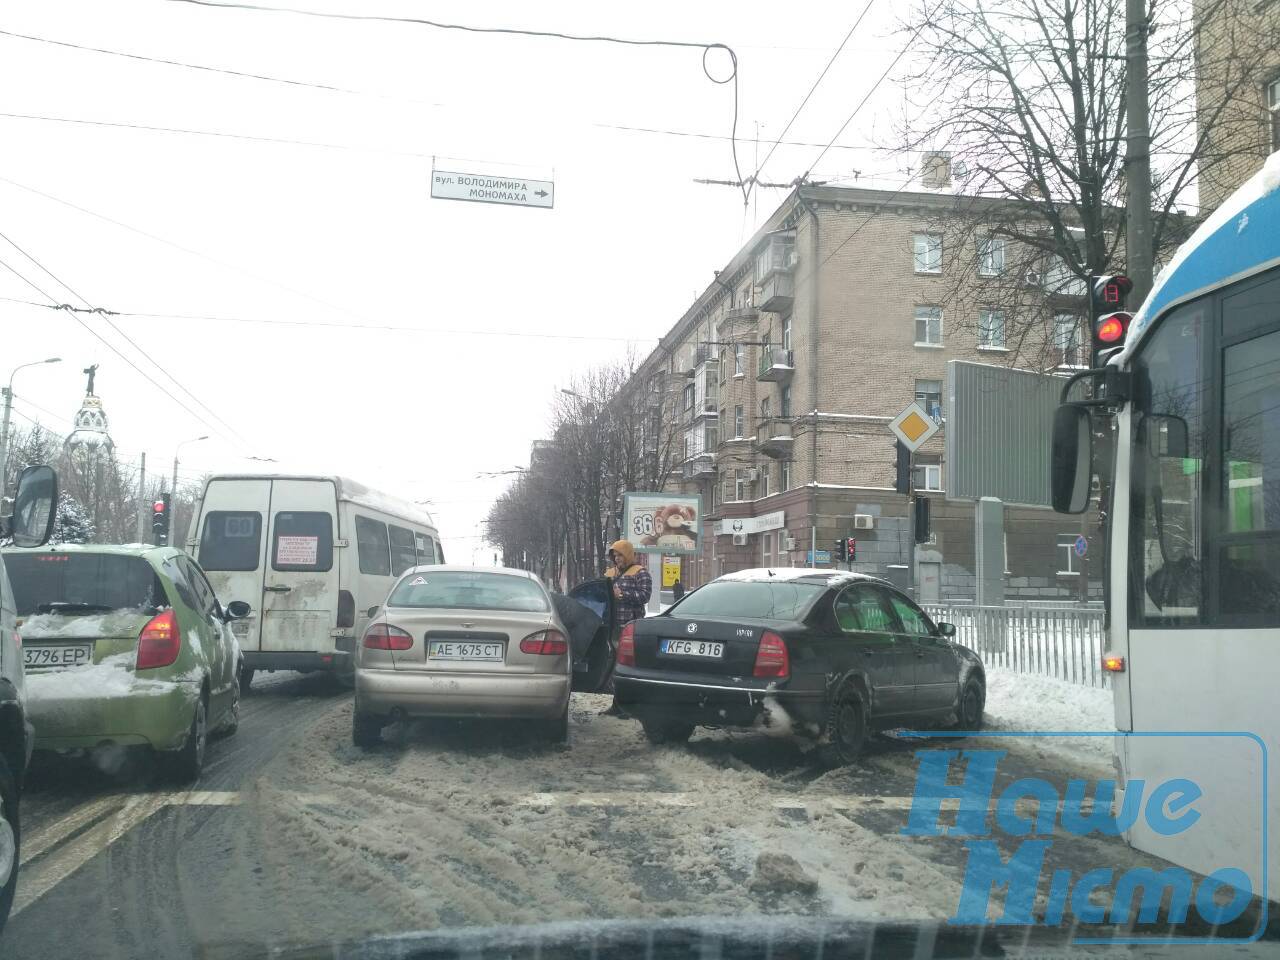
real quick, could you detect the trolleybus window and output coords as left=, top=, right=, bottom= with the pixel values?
left=1130, top=303, right=1206, bottom=625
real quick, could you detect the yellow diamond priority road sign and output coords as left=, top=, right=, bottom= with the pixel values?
left=889, top=401, right=940, bottom=452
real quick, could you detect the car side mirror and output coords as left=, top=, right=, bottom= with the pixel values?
left=367, top=606, right=380, bottom=618
left=225, top=600, right=252, bottom=620
left=936, top=621, right=956, bottom=638
left=7, top=464, right=58, bottom=548
left=1051, top=405, right=1093, bottom=514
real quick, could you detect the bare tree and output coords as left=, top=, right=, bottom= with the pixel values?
left=896, top=0, right=1271, bottom=366
left=485, top=355, right=683, bottom=587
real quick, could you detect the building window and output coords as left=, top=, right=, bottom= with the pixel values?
left=735, top=470, right=749, bottom=502
left=734, top=342, right=744, bottom=376
left=913, top=233, right=942, bottom=274
left=978, top=236, right=1006, bottom=277
left=915, top=380, right=943, bottom=422
left=782, top=315, right=792, bottom=351
left=782, top=460, right=792, bottom=491
left=704, top=422, right=719, bottom=450
left=780, top=384, right=792, bottom=418
left=915, top=306, right=943, bottom=345
left=761, top=531, right=774, bottom=567
left=1054, top=312, right=1084, bottom=366
left=760, top=396, right=771, bottom=420
left=1267, top=76, right=1280, bottom=151
left=913, top=461, right=943, bottom=492
left=683, top=383, right=695, bottom=412
left=760, top=465, right=770, bottom=498
left=718, top=349, right=727, bottom=383
left=979, top=309, right=1006, bottom=349
left=734, top=404, right=745, bottom=438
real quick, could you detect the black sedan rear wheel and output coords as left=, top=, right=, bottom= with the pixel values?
left=641, top=719, right=694, bottom=745
left=818, top=686, right=867, bottom=767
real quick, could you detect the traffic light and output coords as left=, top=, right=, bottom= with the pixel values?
left=833, top=538, right=846, bottom=563
left=152, top=493, right=171, bottom=545
left=846, top=538, right=857, bottom=562
left=894, top=440, right=911, bottom=495
left=1090, top=275, right=1134, bottom=366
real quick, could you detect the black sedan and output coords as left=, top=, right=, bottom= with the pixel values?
left=612, top=569, right=985, bottom=765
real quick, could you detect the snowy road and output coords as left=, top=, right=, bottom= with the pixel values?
left=1, top=677, right=1239, bottom=957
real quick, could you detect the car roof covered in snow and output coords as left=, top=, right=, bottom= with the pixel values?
left=1, top=542, right=180, bottom=560
left=715, top=567, right=889, bottom=588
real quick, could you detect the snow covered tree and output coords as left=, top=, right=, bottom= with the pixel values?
left=51, top=492, right=95, bottom=545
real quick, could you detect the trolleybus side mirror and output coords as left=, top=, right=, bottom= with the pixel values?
left=1051, top=405, right=1093, bottom=514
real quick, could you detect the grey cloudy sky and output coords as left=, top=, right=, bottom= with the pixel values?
left=0, top=0, right=915, bottom=560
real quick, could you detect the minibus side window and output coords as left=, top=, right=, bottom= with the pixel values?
left=389, top=525, right=417, bottom=576
left=355, top=516, right=391, bottom=576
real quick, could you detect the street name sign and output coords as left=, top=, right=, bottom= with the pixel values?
left=430, top=170, right=554, bottom=209
left=888, top=401, right=940, bottom=453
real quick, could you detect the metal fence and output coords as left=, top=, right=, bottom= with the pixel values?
left=923, top=603, right=1110, bottom=689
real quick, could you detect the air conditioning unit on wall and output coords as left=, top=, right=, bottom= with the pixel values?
left=732, top=533, right=749, bottom=546
left=853, top=514, right=875, bottom=530
left=745, top=468, right=760, bottom=482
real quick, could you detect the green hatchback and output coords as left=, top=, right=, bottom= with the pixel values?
left=3, top=544, right=245, bottom=781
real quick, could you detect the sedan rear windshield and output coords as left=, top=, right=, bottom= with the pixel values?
left=387, top=572, right=549, bottom=612
left=6, top=553, right=168, bottom=617
left=668, top=580, right=825, bottom=621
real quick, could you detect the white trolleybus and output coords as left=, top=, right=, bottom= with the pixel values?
left=1052, top=153, right=1280, bottom=904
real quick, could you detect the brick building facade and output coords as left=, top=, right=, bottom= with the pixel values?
left=636, top=183, right=1103, bottom=603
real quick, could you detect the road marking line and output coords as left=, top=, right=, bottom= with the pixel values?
left=13, top=794, right=167, bottom=917
left=22, top=795, right=128, bottom=865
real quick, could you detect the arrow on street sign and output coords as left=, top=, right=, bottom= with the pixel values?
left=888, top=401, right=941, bottom=453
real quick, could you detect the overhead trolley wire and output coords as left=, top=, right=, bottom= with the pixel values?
left=170, top=0, right=749, bottom=204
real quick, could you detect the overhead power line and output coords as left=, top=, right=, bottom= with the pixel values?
left=0, top=239, right=247, bottom=451
left=0, top=111, right=431, bottom=157
left=750, top=0, right=877, bottom=192
left=799, top=22, right=927, bottom=183
left=0, top=27, right=439, bottom=103
left=169, top=0, right=748, bottom=205
left=0, top=228, right=251, bottom=449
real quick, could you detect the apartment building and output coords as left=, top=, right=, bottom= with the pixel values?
left=1194, top=0, right=1280, bottom=211
left=636, top=178, right=1102, bottom=603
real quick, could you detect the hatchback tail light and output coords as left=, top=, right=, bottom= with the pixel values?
left=362, top=623, right=414, bottom=651
left=616, top=622, right=636, bottom=666
left=137, top=609, right=181, bottom=670
left=520, top=629, right=568, bottom=655
left=753, top=631, right=790, bottom=679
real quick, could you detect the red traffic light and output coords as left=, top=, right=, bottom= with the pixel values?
left=153, top=500, right=167, bottom=513
left=1095, top=311, right=1133, bottom=345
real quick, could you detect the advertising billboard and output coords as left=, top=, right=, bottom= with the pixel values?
left=622, top=493, right=702, bottom=554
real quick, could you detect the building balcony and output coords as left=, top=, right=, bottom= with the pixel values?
left=682, top=453, right=716, bottom=480
left=757, top=345, right=795, bottom=382
left=756, top=272, right=794, bottom=314
left=755, top=418, right=795, bottom=459
left=681, top=344, right=712, bottom=375
left=720, top=306, right=758, bottom=334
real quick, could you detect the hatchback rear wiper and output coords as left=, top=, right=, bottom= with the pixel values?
left=36, top=602, right=115, bottom=614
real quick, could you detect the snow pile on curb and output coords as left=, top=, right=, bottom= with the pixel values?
left=983, top=666, right=1115, bottom=769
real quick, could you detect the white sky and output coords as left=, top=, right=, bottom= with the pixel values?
left=0, top=0, right=916, bottom=562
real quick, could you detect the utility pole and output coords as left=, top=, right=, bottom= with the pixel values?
left=0, top=357, right=62, bottom=496
left=136, top=452, right=147, bottom=543
left=1126, top=0, right=1154, bottom=304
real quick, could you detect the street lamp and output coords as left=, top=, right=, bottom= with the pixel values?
left=171, top=435, right=209, bottom=497
left=0, top=357, right=62, bottom=493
